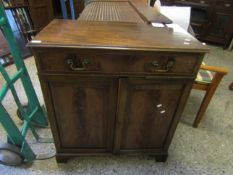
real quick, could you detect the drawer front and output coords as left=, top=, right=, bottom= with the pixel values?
left=37, top=49, right=199, bottom=75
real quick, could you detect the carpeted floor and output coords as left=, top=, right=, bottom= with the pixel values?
left=0, top=45, right=232, bottom=175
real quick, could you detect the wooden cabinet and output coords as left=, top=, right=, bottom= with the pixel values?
left=2, top=0, right=54, bottom=32
left=33, top=46, right=204, bottom=162
left=27, top=0, right=54, bottom=31
left=29, top=0, right=208, bottom=163
left=160, top=0, right=233, bottom=47
left=205, top=9, right=233, bottom=44
left=42, top=67, right=193, bottom=160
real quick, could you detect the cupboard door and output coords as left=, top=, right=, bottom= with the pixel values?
left=28, top=0, right=54, bottom=31
left=205, top=10, right=233, bottom=45
left=48, top=76, right=117, bottom=152
left=209, top=11, right=232, bottom=38
left=115, top=78, right=185, bottom=151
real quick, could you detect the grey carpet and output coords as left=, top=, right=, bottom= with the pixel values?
left=0, top=45, right=232, bottom=175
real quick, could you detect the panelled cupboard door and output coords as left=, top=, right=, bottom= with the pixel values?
left=115, top=78, right=185, bottom=151
left=208, top=11, right=233, bottom=40
left=28, top=0, right=54, bottom=31
left=48, top=76, right=117, bottom=152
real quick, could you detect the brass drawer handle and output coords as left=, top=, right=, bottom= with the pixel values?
left=151, top=58, right=175, bottom=73
left=67, top=57, right=90, bottom=71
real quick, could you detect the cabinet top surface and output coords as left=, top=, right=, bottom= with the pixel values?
left=28, top=0, right=208, bottom=53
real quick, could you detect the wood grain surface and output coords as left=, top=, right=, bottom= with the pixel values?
left=30, top=0, right=208, bottom=163
left=29, top=20, right=208, bottom=53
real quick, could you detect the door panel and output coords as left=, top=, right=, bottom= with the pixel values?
left=116, top=78, right=184, bottom=150
left=28, top=0, right=54, bottom=31
left=209, top=12, right=232, bottom=38
left=49, top=76, right=117, bottom=152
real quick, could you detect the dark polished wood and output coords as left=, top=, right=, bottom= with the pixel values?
left=27, top=0, right=54, bottom=31
left=36, top=48, right=200, bottom=75
left=29, top=0, right=208, bottom=163
left=29, top=20, right=208, bottom=53
left=160, top=0, right=233, bottom=48
left=49, top=75, right=117, bottom=152
left=117, top=78, right=185, bottom=150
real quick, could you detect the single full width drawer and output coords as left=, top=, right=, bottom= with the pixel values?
left=37, top=49, right=199, bottom=75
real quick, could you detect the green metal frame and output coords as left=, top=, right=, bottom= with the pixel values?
left=0, top=4, right=48, bottom=162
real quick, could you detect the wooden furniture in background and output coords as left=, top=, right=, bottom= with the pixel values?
left=0, top=30, right=12, bottom=66
left=159, top=0, right=233, bottom=48
left=0, top=0, right=54, bottom=62
left=29, top=0, right=208, bottom=163
left=193, top=64, right=228, bottom=127
left=2, top=0, right=54, bottom=33
left=27, top=0, right=54, bottom=32
left=0, top=30, right=10, bottom=58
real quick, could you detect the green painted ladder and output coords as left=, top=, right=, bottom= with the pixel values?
left=0, top=4, right=51, bottom=165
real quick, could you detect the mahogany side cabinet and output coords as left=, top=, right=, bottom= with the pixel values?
left=28, top=0, right=208, bottom=163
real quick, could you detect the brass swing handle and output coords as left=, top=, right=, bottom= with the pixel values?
left=151, top=58, right=175, bottom=73
left=67, top=57, right=90, bottom=71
